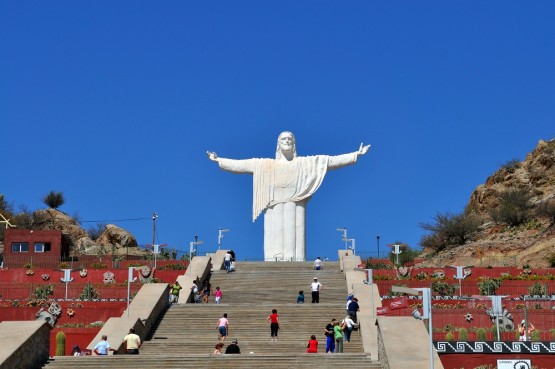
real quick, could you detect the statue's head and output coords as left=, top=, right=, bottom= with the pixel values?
left=276, top=131, right=296, bottom=159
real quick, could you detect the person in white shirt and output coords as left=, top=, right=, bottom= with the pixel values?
left=342, top=315, right=358, bottom=342
left=310, top=277, right=323, bottom=303
left=314, top=257, right=323, bottom=270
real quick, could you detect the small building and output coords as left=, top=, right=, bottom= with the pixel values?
left=3, top=228, right=72, bottom=268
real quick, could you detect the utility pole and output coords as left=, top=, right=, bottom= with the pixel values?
left=152, top=212, right=158, bottom=246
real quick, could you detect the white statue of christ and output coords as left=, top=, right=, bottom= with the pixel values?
left=207, top=131, right=370, bottom=261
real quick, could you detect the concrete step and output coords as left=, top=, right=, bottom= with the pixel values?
left=42, top=353, right=380, bottom=369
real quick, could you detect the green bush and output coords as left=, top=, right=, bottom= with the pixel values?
left=79, top=283, right=100, bottom=300
left=477, top=277, right=502, bottom=295
left=445, top=332, right=454, bottom=341
left=501, top=159, right=521, bottom=173
left=33, top=285, right=54, bottom=300
left=528, top=282, right=547, bottom=296
left=530, top=330, right=540, bottom=341
left=43, top=190, right=65, bottom=209
left=419, top=211, right=482, bottom=252
left=388, top=244, right=419, bottom=266
left=536, top=199, right=555, bottom=222
left=431, top=280, right=458, bottom=296
left=489, top=188, right=533, bottom=226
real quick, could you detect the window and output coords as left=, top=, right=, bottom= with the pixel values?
left=34, top=242, right=51, bottom=252
left=11, top=242, right=29, bottom=252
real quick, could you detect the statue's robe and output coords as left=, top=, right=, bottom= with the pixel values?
left=218, top=152, right=359, bottom=261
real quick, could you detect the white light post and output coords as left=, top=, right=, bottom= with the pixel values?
left=218, top=228, right=230, bottom=250
left=337, top=227, right=348, bottom=249
left=127, top=267, right=139, bottom=317
left=448, top=265, right=472, bottom=297
left=189, top=239, right=203, bottom=261
left=387, top=243, right=405, bottom=266
left=365, top=268, right=375, bottom=316
left=150, top=243, right=166, bottom=269
left=344, top=238, right=356, bottom=256
left=60, top=269, right=74, bottom=301
left=392, top=286, right=434, bottom=369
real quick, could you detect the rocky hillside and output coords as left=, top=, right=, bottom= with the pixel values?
left=1, top=208, right=145, bottom=257
left=419, top=139, right=555, bottom=268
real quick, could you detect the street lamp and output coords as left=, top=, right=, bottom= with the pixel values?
left=448, top=265, right=473, bottom=297
left=376, top=235, right=380, bottom=259
left=343, top=238, right=356, bottom=256
left=60, top=269, right=75, bottom=301
left=127, top=267, right=139, bottom=317
left=218, top=228, right=230, bottom=250
left=387, top=243, right=406, bottom=266
left=337, top=228, right=348, bottom=249
left=189, top=237, right=203, bottom=261
left=364, top=268, right=375, bottom=317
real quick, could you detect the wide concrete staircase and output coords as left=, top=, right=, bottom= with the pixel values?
left=42, top=261, right=381, bottom=368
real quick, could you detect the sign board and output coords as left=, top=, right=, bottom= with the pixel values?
left=497, top=359, right=531, bottom=369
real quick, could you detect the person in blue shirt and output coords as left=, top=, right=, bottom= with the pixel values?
left=297, top=290, right=305, bottom=303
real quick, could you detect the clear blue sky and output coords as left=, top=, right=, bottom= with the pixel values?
left=2, top=2, right=554, bottom=261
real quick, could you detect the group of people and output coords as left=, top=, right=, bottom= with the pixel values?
left=224, top=250, right=236, bottom=273
left=169, top=279, right=223, bottom=305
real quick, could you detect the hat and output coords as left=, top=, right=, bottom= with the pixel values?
left=313, top=277, right=317, bottom=280
left=232, top=339, right=238, bottom=344
left=521, top=320, right=526, bottom=324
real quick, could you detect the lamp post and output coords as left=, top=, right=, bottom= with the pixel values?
left=365, top=268, right=375, bottom=316
left=376, top=235, right=380, bottom=259
left=343, top=238, right=356, bottom=256
left=448, top=265, right=472, bottom=297
left=189, top=237, right=203, bottom=261
left=387, top=243, right=406, bottom=266
left=336, top=228, right=348, bottom=250
left=60, top=269, right=74, bottom=301
left=218, top=228, right=230, bottom=250
left=127, top=267, right=139, bottom=317
left=392, top=286, right=434, bottom=369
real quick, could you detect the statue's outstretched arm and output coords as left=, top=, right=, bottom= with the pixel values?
left=207, top=151, right=219, bottom=162
left=327, top=142, right=371, bottom=170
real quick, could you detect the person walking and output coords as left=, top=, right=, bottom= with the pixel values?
left=342, top=315, right=358, bottom=343
left=214, top=286, right=223, bottom=304
left=314, top=256, right=323, bottom=270
left=347, top=297, right=360, bottom=323
left=93, top=335, right=115, bottom=355
left=333, top=321, right=344, bottom=353
left=122, top=328, right=141, bottom=354
left=224, top=251, right=232, bottom=272
left=216, top=313, right=229, bottom=342
left=267, top=308, right=280, bottom=342
left=311, top=277, right=323, bottom=303
left=169, top=281, right=182, bottom=304
left=324, top=319, right=336, bottom=353
left=202, top=280, right=212, bottom=303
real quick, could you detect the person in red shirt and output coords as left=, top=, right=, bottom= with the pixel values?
left=306, top=335, right=318, bottom=353
left=267, top=308, right=280, bottom=342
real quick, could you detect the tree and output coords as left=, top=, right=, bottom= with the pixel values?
left=420, top=211, right=483, bottom=252
left=489, top=188, right=533, bottom=226
left=43, top=191, right=65, bottom=209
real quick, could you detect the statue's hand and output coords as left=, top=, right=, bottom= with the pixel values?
left=207, top=151, right=218, bottom=161
left=358, top=143, right=371, bottom=155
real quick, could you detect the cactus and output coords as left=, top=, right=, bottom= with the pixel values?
left=445, top=332, right=454, bottom=341
left=458, top=327, right=468, bottom=341
left=476, top=328, right=487, bottom=341
left=55, top=332, right=66, bottom=356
